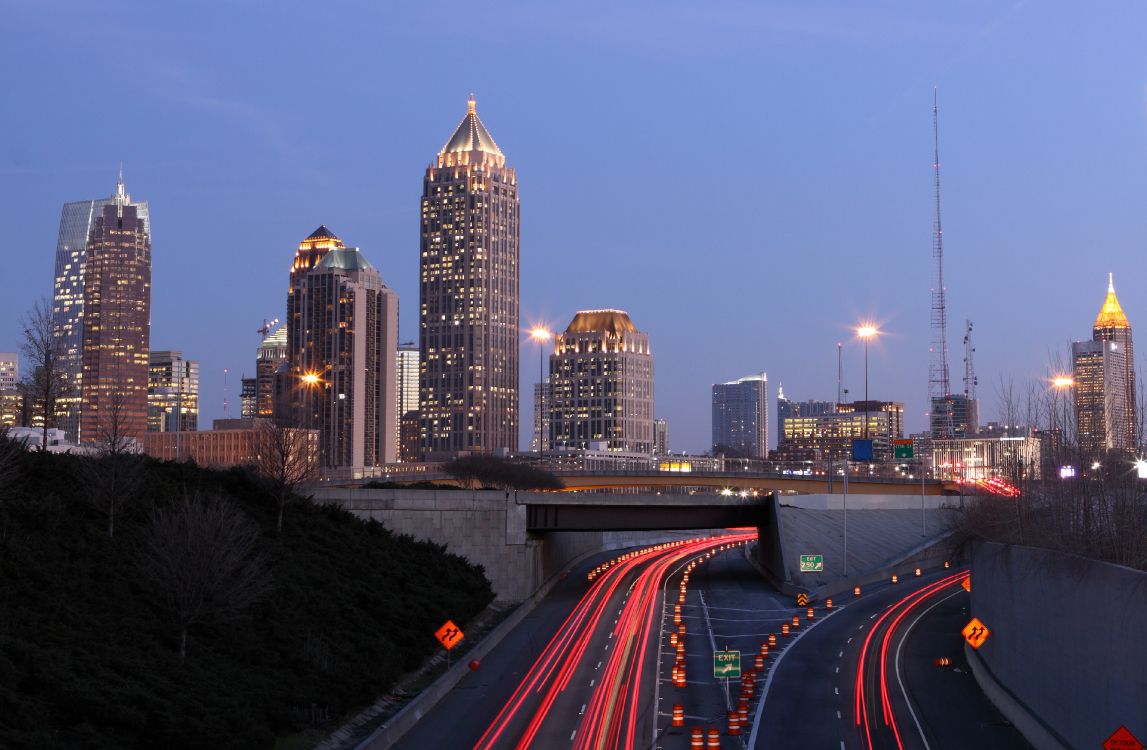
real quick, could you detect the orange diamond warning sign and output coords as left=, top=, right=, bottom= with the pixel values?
left=1104, top=726, right=1143, bottom=750
left=434, top=620, right=464, bottom=650
left=961, top=617, right=990, bottom=649
left=961, top=576, right=971, bottom=592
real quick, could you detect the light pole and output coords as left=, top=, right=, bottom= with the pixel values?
left=530, top=327, right=552, bottom=453
left=856, top=325, right=879, bottom=440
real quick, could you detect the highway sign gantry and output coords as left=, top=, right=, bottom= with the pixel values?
left=713, top=650, right=741, bottom=679
left=434, top=620, right=464, bottom=650
left=961, top=617, right=990, bottom=649
left=799, top=554, right=824, bottom=573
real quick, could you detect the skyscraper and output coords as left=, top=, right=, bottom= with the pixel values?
left=1090, top=274, right=1136, bottom=449
left=296, top=244, right=398, bottom=469
left=711, top=373, right=769, bottom=459
left=419, top=97, right=520, bottom=459
left=147, top=351, right=199, bottom=432
left=256, top=324, right=287, bottom=417
left=240, top=376, right=257, bottom=418
left=79, top=183, right=151, bottom=444
left=52, top=174, right=150, bottom=441
left=395, top=343, right=419, bottom=460
left=531, top=379, right=552, bottom=453
left=550, top=310, right=653, bottom=454
left=653, top=418, right=669, bottom=455
left=1072, top=340, right=1128, bottom=455
left=287, top=226, right=345, bottom=425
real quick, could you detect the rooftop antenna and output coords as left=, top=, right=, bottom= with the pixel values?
left=837, top=342, right=844, bottom=404
left=223, top=367, right=230, bottom=418
left=929, top=88, right=954, bottom=436
left=963, top=319, right=977, bottom=401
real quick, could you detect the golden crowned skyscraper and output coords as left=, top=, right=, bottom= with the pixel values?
left=419, top=97, right=520, bottom=458
left=1074, top=274, right=1136, bottom=454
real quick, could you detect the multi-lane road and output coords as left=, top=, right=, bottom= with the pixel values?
left=395, top=534, right=1026, bottom=750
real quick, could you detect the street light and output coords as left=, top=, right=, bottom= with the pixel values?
left=856, top=324, right=879, bottom=439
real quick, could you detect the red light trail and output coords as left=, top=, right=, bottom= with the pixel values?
left=853, top=570, right=969, bottom=749
left=473, top=532, right=754, bottom=750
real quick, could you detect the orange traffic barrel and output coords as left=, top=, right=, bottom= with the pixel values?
left=892, top=574, right=899, bottom=584
left=806, top=607, right=815, bottom=620
left=676, top=641, right=686, bottom=656
left=791, top=615, right=800, bottom=628
left=934, top=657, right=952, bottom=668
left=754, top=654, right=765, bottom=670
left=727, top=711, right=741, bottom=736
left=915, top=568, right=922, bottom=577
left=781, top=623, right=790, bottom=636
left=672, top=704, right=685, bottom=727
left=707, top=727, right=721, bottom=748
left=679, top=623, right=687, bottom=637
left=826, top=598, right=833, bottom=610
left=739, top=706, right=749, bottom=727
left=742, top=681, right=755, bottom=698
left=768, top=633, right=777, bottom=646
left=854, top=585, right=861, bottom=597
left=944, top=560, right=951, bottom=569
left=670, top=632, right=678, bottom=647
left=691, top=727, right=703, bottom=748
left=759, top=642, right=769, bottom=657
left=678, top=592, right=686, bottom=604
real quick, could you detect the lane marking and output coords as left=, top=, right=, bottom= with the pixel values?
left=836, top=710, right=841, bottom=719
left=834, top=687, right=839, bottom=695
left=847, top=637, right=852, bottom=643
left=589, top=679, right=595, bottom=687
left=596, top=661, right=601, bottom=669
left=579, top=704, right=586, bottom=715
left=838, top=651, right=843, bottom=658
left=835, top=666, right=840, bottom=674
left=570, top=730, right=577, bottom=741
left=894, top=588, right=963, bottom=750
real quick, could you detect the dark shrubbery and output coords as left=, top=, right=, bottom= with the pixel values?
left=0, top=446, right=493, bottom=749
left=443, top=456, right=564, bottom=491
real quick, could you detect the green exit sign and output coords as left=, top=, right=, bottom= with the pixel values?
left=800, top=554, right=824, bottom=572
left=894, top=440, right=914, bottom=459
left=713, top=650, right=741, bottom=678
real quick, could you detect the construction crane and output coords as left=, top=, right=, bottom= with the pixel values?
left=258, top=318, right=280, bottom=339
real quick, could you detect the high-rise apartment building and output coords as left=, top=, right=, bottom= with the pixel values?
left=52, top=175, right=150, bottom=441
left=653, top=418, right=669, bottom=455
left=550, top=310, right=653, bottom=454
left=419, top=97, right=520, bottom=459
left=712, top=373, right=768, bottom=458
left=296, top=244, right=398, bottom=469
left=256, top=324, right=287, bottom=417
left=0, top=353, right=16, bottom=390
left=531, top=379, right=552, bottom=453
left=287, top=226, right=345, bottom=425
left=775, top=385, right=836, bottom=450
left=1073, top=339, right=1130, bottom=455
left=79, top=184, right=151, bottom=444
left=779, top=400, right=905, bottom=461
left=147, top=351, right=199, bottom=432
left=240, top=377, right=257, bottom=418
left=1082, top=274, right=1136, bottom=452
left=395, top=343, right=418, bottom=460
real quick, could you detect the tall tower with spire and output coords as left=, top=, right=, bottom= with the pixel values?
left=52, top=172, right=150, bottom=442
left=1076, top=273, right=1136, bottom=452
left=79, top=174, right=152, bottom=443
left=418, top=96, right=520, bottom=458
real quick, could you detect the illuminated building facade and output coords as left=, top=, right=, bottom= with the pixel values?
left=549, top=310, right=653, bottom=454
left=932, top=435, right=1042, bottom=481
left=240, top=377, right=257, bottom=418
left=419, top=97, right=520, bottom=459
left=0, top=353, right=16, bottom=390
left=712, top=372, right=768, bottom=458
left=930, top=394, right=978, bottom=439
left=531, top=379, right=552, bottom=453
left=1084, top=274, right=1135, bottom=452
left=140, top=419, right=318, bottom=470
left=1072, top=339, right=1129, bottom=455
left=775, top=386, right=835, bottom=450
left=52, top=175, right=149, bottom=441
left=256, top=324, right=287, bottom=417
left=287, top=225, right=345, bottom=426
left=147, top=351, right=199, bottom=432
left=79, top=188, right=151, bottom=444
left=296, top=245, right=398, bottom=469
left=396, top=343, right=418, bottom=459
left=779, top=400, right=904, bottom=461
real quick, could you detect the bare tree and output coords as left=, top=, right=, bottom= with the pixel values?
left=19, top=298, right=71, bottom=450
left=252, top=419, right=318, bottom=533
left=138, top=497, right=272, bottom=662
left=91, top=388, right=137, bottom=457
left=82, top=453, right=146, bottom=537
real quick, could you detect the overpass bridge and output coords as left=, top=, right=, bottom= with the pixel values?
left=549, top=470, right=956, bottom=495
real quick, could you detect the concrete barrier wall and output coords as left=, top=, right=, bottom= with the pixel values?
left=782, top=493, right=956, bottom=511
left=971, top=542, right=1147, bottom=749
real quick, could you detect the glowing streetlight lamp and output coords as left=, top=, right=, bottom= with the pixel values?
left=855, top=324, right=879, bottom=439
left=1052, top=376, right=1074, bottom=389
left=529, top=326, right=553, bottom=452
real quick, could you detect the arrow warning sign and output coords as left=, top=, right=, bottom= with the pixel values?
left=435, top=620, right=464, bottom=650
left=961, top=617, right=990, bottom=649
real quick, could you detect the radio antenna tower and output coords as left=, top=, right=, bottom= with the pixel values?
left=929, top=88, right=953, bottom=436
left=962, top=319, right=977, bottom=401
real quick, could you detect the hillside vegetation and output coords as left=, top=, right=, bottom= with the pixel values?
left=0, top=444, right=493, bottom=749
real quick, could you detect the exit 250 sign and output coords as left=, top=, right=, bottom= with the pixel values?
left=799, top=554, right=824, bottom=572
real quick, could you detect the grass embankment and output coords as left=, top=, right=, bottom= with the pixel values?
left=0, top=449, right=493, bottom=749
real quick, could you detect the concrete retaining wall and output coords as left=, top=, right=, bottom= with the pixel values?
left=970, top=542, right=1147, bottom=749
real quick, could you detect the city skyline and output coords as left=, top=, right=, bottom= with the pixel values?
left=5, top=3, right=1147, bottom=453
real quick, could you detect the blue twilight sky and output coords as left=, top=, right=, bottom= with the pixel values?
left=2, top=1, right=1146, bottom=453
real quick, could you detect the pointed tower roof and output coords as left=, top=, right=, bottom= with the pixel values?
left=306, top=225, right=339, bottom=241
left=1095, top=273, right=1130, bottom=329
left=440, top=96, right=503, bottom=157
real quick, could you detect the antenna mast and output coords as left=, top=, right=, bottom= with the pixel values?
left=963, top=319, right=977, bottom=401
left=837, top=342, right=844, bottom=404
left=929, top=88, right=953, bottom=436
left=223, top=367, right=230, bottom=418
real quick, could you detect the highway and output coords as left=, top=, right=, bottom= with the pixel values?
left=752, top=570, right=1028, bottom=750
